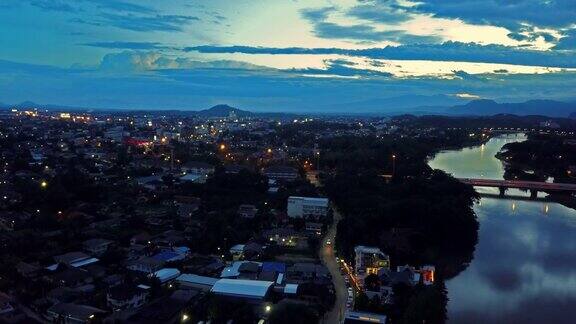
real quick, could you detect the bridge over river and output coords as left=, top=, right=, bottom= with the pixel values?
left=457, top=178, right=576, bottom=198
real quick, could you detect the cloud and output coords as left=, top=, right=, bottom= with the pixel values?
left=29, top=0, right=77, bottom=13
left=85, top=0, right=154, bottom=14
left=1, top=57, right=575, bottom=112
left=403, top=0, right=576, bottom=32
left=346, top=1, right=411, bottom=24
left=98, top=51, right=268, bottom=72
left=301, top=6, right=439, bottom=44
left=90, top=13, right=200, bottom=32
left=185, top=42, right=576, bottom=68
left=81, top=41, right=171, bottom=50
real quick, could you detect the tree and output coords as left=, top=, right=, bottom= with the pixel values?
left=268, top=302, right=319, bottom=324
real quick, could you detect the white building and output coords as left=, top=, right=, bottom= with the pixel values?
left=287, top=196, right=329, bottom=219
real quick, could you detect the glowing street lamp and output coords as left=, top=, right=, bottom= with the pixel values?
left=219, top=144, right=226, bottom=151
left=40, top=180, right=48, bottom=188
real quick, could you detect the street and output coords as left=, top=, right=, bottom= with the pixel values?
left=319, top=208, right=348, bottom=323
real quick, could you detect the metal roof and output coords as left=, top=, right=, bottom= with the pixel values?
left=152, top=268, right=181, bottom=283
left=211, top=279, right=274, bottom=299
left=176, top=274, right=218, bottom=287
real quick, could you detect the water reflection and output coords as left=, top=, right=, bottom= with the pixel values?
left=429, top=134, right=576, bottom=323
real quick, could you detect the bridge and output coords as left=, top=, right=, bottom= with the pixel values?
left=457, top=178, right=576, bottom=198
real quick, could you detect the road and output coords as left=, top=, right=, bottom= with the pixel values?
left=320, top=208, right=348, bottom=323
left=307, top=170, right=348, bottom=323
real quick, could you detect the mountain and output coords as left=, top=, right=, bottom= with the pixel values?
left=449, top=99, right=576, bottom=117
left=194, top=104, right=253, bottom=117
left=318, top=94, right=469, bottom=114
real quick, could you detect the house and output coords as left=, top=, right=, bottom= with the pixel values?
left=83, top=238, right=114, bottom=256
left=263, top=165, right=299, bottom=181
left=229, top=243, right=263, bottom=261
left=286, top=263, right=330, bottom=284
left=127, top=257, right=164, bottom=274
left=237, top=204, right=258, bottom=219
left=152, top=268, right=181, bottom=284
left=46, top=267, right=93, bottom=288
left=175, top=274, right=219, bottom=291
left=46, top=303, right=107, bottom=323
left=53, top=252, right=98, bottom=267
left=126, top=289, right=199, bottom=324
left=263, top=228, right=300, bottom=247
left=181, top=161, right=215, bottom=176
left=107, top=284, right=149, bottom=311
left=287, top=196, right=329, bottom=219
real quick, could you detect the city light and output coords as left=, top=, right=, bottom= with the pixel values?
left=182, top=314, right=189, bottom=322
left=40, top=180, right=48, bottom=188
left=265, top=305, right=272, bottom=313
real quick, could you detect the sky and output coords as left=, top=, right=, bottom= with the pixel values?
left=0, top=0, right=575, bottom=112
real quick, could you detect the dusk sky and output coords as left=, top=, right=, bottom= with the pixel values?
left=1, top=0, right=575, bottom=112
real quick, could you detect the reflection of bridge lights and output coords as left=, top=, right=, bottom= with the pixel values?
left=511, top=202, right=516, bottom=211
left=544, top=204, right=549, bottom=214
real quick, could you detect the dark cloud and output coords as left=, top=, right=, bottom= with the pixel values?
left=301, top=6, right=439, bottom=44
left=85, top=0, right=154, bottom=14
left=403, top=0, right=576, bottom=32
left=347, top=1, right=411, bottom=24
left=185, top=42, right=576, bottom=68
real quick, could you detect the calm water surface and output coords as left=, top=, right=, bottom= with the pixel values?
left=429, top=134, right=576, bottom=324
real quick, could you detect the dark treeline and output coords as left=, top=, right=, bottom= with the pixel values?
left=320, top=134, right=480, bottom=324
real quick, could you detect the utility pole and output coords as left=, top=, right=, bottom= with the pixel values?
left=392, top=154, right=396, bottom=177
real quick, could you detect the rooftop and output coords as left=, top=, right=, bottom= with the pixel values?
left=211, top=279, right=274, bottom=299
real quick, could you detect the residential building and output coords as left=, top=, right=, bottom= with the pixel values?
left=263, top=165, right=299, bottom=181
left=354, top=246, right=390, bottom=286
left=287, top=196, right=329, bottom=219
left=46, top=303, right=107, bottom=323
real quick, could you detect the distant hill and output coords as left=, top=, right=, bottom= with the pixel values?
left=449, top=99, right=576, bottom=117
left=194, top=104, right=253, bottom=118
left=570, top=111, right=576, bottom=119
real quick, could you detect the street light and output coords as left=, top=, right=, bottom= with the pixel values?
left=40, top=180, right=48, bottom=188
left=265, top=305, right=272, bottom=313
left=391, top=154, right=396, bottom=176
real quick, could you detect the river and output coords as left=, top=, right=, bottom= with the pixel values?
left=429, top=134, right=576, bottom=323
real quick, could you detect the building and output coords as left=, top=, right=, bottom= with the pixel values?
left=344, top=310, right=387, bottom=323
left=83, top=238, right=114, bottom=256
left=263, top=165, right=299, bottom=181
left=238, top=204, right=258, bottom=219
left=354, top=246, right=390, bottom=286
left=46, top=303, right=107, bottom=323
left=287, top=196, right=329, bottom=219
left=175, top=274, right=218, bottom=291
left=181, top=161, right=215, bottom=176
left=211, top=279, right=274, bottom=303
left=127, top=257, right=164, bottom=274
left=107, top=285, right=149, bottom=311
